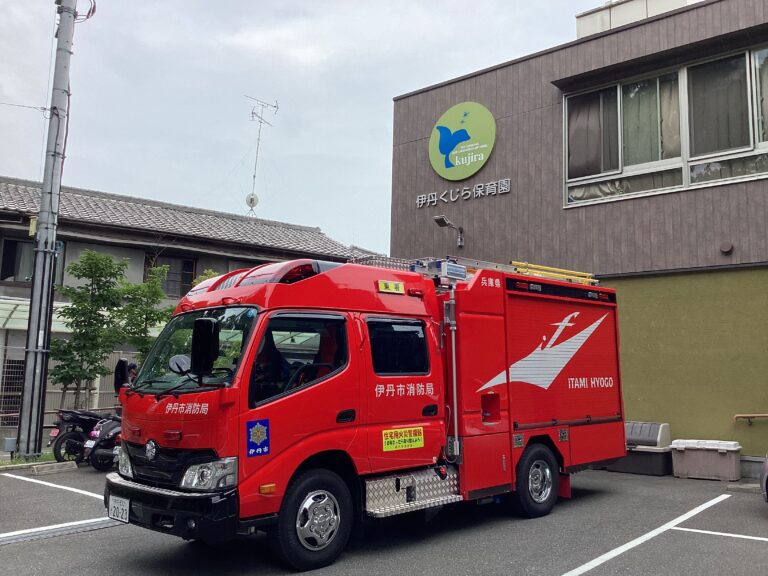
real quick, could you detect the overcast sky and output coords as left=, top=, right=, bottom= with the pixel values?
left=1, top=0, right=597, bottom=254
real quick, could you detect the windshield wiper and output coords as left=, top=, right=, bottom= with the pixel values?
left=125, top=379, right=173, bottom=397
left=155, top=377, right=225, bottom=400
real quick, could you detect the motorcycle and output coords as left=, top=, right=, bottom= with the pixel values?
left=84, top=415, right=122, bottom=472
left=50, top=409, right=112, bottom=464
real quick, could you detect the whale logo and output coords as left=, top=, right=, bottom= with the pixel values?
left=477, top=312, right=608, bottom=392
left=435, top=125, right=471, bottom=168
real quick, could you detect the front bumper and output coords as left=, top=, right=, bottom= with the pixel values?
left=105, top=472, right=239, bottom=541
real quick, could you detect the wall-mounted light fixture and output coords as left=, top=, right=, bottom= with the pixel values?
left=433, top=215, right=464, bottom=249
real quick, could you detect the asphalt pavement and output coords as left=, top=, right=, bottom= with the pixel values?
left=1, top=466, right=767, bottom=575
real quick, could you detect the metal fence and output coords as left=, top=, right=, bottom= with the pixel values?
left=0, top=347, right=138, bottom=437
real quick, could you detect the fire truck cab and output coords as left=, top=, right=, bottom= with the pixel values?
left=105, top=257, right=625, bottom=571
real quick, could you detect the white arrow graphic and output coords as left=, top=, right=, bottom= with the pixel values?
left=477, top=313, right=608, bottom=392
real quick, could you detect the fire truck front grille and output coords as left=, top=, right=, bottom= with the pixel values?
left=125, top=442, right=218, bottom=489
left=365, top=465, right=462, bottom=518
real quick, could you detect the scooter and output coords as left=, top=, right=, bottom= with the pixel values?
left=50, top=409, right=111, bottom=463
left=84, top=415, right=122, bottom=472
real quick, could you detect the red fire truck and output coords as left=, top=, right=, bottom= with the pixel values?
left=105, top=256, right=625, bottom=570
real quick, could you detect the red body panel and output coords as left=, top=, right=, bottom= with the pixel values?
left=122, top=260, right=624, bottom=518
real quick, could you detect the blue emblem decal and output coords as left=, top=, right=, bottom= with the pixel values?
left=246, top=419, right=270, bottom=457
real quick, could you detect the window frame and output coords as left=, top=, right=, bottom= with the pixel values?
left=146, top=253, right=197, bottom=298
left=0, top=238, right=65, bottom=285
left=563, top=46, right=768, bottom=208
left=366, top=317, right=430, bottom=377
left=248, top=311, right=349, bottom=408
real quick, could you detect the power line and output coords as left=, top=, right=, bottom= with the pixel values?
left=0, top=101, right=47, bottom=112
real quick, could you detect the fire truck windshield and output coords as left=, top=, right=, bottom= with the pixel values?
left=132, top=306, right=257, bottom=393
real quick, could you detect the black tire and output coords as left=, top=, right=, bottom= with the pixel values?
left=268, top=469, right=353, bottom=571
left=89, top=448, right=115, bottom=471
left=515, top=443, right=559, bottom=518
left=52, top=431, right=85, bottom=464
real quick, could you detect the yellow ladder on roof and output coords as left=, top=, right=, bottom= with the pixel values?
left=448, top=256, right=598, bottom=286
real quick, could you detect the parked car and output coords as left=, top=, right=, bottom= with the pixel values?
left=761, top=456, right=768, bottom=502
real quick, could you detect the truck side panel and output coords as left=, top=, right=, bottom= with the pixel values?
left=503, top=293, right=623, bottom=428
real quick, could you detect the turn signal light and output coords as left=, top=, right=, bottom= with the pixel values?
left=259, top=483, right=277, bottom=495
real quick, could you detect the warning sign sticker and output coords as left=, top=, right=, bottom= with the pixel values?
left=382, top=427, right=425, bottom=452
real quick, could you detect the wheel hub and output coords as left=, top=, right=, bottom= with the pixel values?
left=295, top=490, right=340, bottom=551
left=528, top=459, right=553, bottom=503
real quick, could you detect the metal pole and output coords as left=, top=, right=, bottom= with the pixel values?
left=16, top=0, right=78, bottom=458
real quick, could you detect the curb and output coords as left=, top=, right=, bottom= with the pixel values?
left=32, top=461, right=78, bottom=475
left=726, top=482, right=761, bottom=494
left=0, top=460, right=77, bottom=473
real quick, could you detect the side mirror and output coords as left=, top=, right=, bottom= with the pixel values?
left=114, top=358, right=128, bottom=394
left=191, top=317, right=219, bottom=376
left=169, top=354, right=191, bottom=375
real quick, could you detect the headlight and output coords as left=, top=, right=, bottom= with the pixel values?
left=180, top=458, right=238, bottom=491
left=118, top=443, right=133, bottom=478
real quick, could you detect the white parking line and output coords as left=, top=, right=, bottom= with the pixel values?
left=1, top=473, right=102, bottom=499
left=561, top=494, right=731, bottom=576
left=0, top=518, right=108, bottom=540
left=672, top=526, right=768, bottom=543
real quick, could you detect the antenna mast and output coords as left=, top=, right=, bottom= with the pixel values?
left=244, top=95, right=278, bottom=216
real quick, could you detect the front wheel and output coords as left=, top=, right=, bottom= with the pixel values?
left=52, top=431, right=85, bottom=464
left=515, top=443, right=559, bottom=518
left=268, top=469, right=353, bottom=571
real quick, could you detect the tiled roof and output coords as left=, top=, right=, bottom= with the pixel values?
left=0, top=177, right=368, bottom=260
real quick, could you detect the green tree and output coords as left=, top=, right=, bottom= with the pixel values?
left=49, top=250, right=127, bottom=408
left=117, top=266, right=173, bottom=360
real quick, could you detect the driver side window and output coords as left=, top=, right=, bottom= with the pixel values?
left=249, top=315, right=348, bottom=407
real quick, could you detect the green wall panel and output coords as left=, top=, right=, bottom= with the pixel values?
left=604, top=268, right=768, bottom=457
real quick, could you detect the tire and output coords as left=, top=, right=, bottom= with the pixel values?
left=268, top=469, right=353, bottom=571
left=52, top=431, right=85, bottom=464
left=89, top=447, right=115, bottom=471
left=515, top=443, right=559, bottom=518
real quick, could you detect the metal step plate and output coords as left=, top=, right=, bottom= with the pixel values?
left=365, top=466, right=462, bottom=518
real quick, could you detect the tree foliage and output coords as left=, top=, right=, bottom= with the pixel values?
left=116, top=265, right=173, bottom=359
left=49, top=251, right=175, bottom=406
left=49, top=250, right=127, bottom=399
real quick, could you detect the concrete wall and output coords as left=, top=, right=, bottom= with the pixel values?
left=604, top=267, right=768, bottom=456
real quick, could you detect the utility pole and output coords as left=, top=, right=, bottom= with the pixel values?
left=16, top=0, right=78, bottom=458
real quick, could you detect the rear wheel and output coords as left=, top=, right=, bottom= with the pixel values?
left=90, top=448, right=115, bottom=471
left=268, top=469, right=352, bottom=571
left=515, top=444, right=559, bottom=518
left=52, top=431, right=85, bottom=464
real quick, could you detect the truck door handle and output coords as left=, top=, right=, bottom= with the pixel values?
left=336, top=409, right=356, bottom=423
left=422, top=404, right=438, bottom=417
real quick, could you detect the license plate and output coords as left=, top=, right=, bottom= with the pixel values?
left=108, top=495, right=129, bottom=523
left=49, top=428, right=59, bottom=438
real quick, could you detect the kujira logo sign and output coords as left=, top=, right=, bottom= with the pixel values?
left=429, top=101, right=496, bottom=181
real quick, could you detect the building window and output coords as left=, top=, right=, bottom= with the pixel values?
left=622, top=74, right=680, bottom=165
left=0, top=239, right=64, bottom=284
left=566, top=47, right=768, bottom=206
left=755, top=48, right=768, bottom=143
left=567, top=88, right=619, bottom=179
left=148, top=255, right=195, bottom=298
left=367, top=319, right=429, bottom=375
left=688, top=55, right=750, bottom=157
